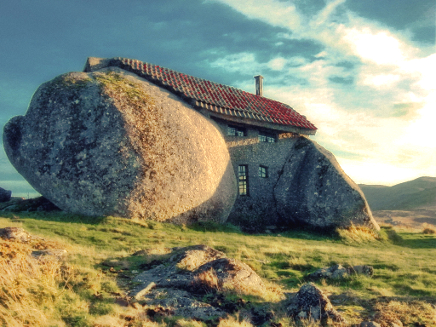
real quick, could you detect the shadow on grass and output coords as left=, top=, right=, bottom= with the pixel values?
left=396, top=233, right=436, bottom=249
left=1, top=211, right=106, bottom=225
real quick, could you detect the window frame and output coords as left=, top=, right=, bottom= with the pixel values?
left=238, top=165, right=249, bottom=196
left=258, top=165, right=268, bottom=178
left=228, top=125, right=247, bottom=137
left=258, top=131, right=276, bottom=143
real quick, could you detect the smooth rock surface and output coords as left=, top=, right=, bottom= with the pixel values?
left=274, top=136, right=379, bottom=230
left=3, top=68, right=236, bottom=222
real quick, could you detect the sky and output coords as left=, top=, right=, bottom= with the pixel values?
left=0, top=0, right=435, bottom=197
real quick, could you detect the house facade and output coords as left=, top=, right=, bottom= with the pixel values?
left=84, top=57, right=318, bottom=228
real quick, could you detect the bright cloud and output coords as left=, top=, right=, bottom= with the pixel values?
left=343, top=28, right=406, bottom=65
left=362, top=73, right=401, bottom=87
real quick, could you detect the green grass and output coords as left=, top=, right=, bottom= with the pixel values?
left=1, top=212, right=435, bottom=326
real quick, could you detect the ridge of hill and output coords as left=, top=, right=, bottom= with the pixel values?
left=359, top=176, right=436, bottom=210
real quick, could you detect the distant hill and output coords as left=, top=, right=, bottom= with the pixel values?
left=359, top=176, right=436, bottom=210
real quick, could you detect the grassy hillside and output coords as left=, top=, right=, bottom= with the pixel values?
left=359, top=176, right=436, bottom=210
left=1, top=212, right=436, bottom=326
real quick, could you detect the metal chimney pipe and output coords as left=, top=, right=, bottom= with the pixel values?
left=254, top=75, right=263, bottom=96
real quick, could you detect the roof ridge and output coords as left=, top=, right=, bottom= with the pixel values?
left=84, top=57, right=317, bottom=134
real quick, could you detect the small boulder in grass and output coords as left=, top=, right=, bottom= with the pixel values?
left=308, top=264, right=374, bottom=280
left=287, top=283, right=345, bottom=325
left=0, top=227, right=33, bottom=243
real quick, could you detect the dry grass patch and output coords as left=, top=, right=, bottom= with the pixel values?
left=336, top=224, right=380, bottom=244
left=217, top=315, right=254, bottom=327
left=374, top=299, right=436, bottom=327
left=0, top=238, right=71, bottom=326
left=193, top=267, right=221, bottom=293
left=422, top=223, right=436, bottom=234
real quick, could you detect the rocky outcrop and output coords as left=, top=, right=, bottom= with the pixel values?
left=132, top=245, right=267, bottom=297
left=274, top=136, right=379, bottom=230
left=129, top=245, right=267, bottom=321
left=0, top=187, right=12, bottom=202
left=3, top=68, right=236, bottom=223
left=287, top=283, right=345, bottom=324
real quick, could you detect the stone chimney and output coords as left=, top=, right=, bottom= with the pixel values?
left=254, top=75, right=263, bottom=96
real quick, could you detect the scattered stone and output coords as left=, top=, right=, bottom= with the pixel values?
left=274, top=137, right=379, bottom=231
left=0, top=227, right=34, bottom=243
left=360, top=322, right=381, bottom=327
left=308, top=264, right=374, bottom=280
left=0, top=187, right=12, bottom=202
left=134, top=282, right=156, bottom=301
left=3, top=68, right=236, bottom=222
left=31, top=249, right=67, bottom=259
left=389, top=319, right=403, bottom=327
left=287, top=283, right=345, bottom=325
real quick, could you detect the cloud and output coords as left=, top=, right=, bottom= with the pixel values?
left=208, top=0, right=435, bottom=184
left=343, top=28, right=406, bottom=65
left=267, top=57, right=287, bottom=71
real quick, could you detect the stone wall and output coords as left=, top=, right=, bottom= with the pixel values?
left=209, top=118, right=378, bottom=232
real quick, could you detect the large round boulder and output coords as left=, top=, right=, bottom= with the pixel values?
left=3, top=68, right=237, bottom=223
left=274, top=137, right=379, bottom=230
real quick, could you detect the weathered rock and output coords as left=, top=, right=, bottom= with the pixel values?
left=3, top=68, right=236, bottom=223
left=0, top=196, right=61, bottom=212
left=287, top=283, right=345, bottom=324
left=274, top=137, right=379, bottom=230
left=193, top=257, right=266, bottom=296
left=308, top=264, right=374, bottom=280
left=0, top=187, right=12, bottom=202
left=143, top=288, right=226, bottom=321
left=132, top=245, right=267, bottom=297
left=0, top=227, right=34, bottom=243
left=130, top=245, right=267, bottom=323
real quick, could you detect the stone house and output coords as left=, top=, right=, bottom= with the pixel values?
left=81, top=57, right=377, bottom=231
left=85, top=57, right=319, bottom=226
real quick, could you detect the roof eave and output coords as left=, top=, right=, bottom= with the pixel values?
left=204, top=110, right=316, bottom=136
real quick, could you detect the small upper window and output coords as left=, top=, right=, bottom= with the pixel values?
left=228, top=125, right=246, bottom=137
left=258, top=132, right=276, bottom=143
left=259, top=166, right=268, bottom=178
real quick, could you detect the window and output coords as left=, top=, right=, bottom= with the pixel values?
left=258, top=132, right=276, bottom=143
left=238, top=165, right=248, bottom=196
left=228, top=125, right=246, bottom=137
left=259, top=166, right=268, bottom=178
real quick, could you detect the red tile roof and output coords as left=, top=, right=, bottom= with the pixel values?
left=85, top=57, right=317, bottom=133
